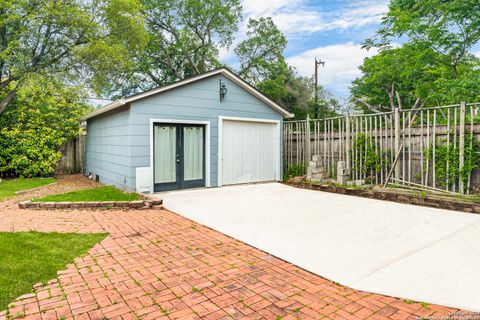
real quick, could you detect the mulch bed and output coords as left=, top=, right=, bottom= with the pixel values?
left=286, top=181, right=480, bottom=214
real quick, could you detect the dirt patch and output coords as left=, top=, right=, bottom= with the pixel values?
left=1, top=174, right=101, bottom=210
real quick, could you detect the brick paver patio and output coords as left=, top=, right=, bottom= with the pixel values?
left=0, top=176, right=463, bottom=319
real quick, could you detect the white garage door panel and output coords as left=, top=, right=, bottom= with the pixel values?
left=222, top=120, right=277, bottom=185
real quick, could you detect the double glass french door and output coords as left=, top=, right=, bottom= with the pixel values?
left=153, top=123, right=205, bottom=192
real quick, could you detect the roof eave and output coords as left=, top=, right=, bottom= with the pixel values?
left=81, top=68, right=294, bottom=120
left=81, top=98, right=126, bottom=121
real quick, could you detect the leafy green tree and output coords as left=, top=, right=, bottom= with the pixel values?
left=257, top=64, right=339, bottom=120
left=355, top=0, right=480, bottom=110
left=108, top=0, right=242, bottom=95
left=352, top=45, right=480, bottom=111
left=0, top=0, right=146, bottom=114
left=0, top=75, right=90, bottom=177
left=351, top=45, right=435, bottom=111
left=365, top=0, right=480, bottom=76
left=235, top=17, right=287, bottom=84
left=234, top=18, right=338, bottom=119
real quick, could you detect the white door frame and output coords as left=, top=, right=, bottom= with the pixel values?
left=218, top=116, right=281, bottom=187
left=149, top=118, right=211, bottom=193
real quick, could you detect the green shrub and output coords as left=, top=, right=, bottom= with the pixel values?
left=424, top=134, right=480, bottom=189
left=351, top=133, right=390, bottom=183
left=0, top=76, right=91, bottom=177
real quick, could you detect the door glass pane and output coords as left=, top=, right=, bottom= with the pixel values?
left=183, top=126, right=204, bottom=181
left=154, top=125, right=176, bottom=183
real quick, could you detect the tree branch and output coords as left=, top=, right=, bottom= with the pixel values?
left=0, top=86, right=18, bottom=115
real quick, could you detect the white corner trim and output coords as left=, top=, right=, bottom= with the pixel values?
left=217, top=116, right=282, bottom=187
left=217, top=118, right=223, bottom=187
left=149, top=118, right=211, bottom=194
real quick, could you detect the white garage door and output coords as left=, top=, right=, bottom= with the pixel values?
left=221, top=119, right=278, bottom=185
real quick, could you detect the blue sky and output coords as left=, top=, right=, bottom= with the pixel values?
left=221, top=0, right=390, bottom=101
left=92, top=0, right=479, bottom=107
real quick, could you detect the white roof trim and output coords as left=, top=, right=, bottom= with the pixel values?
left=81, top=68, right=294, bottom=120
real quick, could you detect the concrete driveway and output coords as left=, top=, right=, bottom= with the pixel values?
left=159, top=183, right=480, bottom=311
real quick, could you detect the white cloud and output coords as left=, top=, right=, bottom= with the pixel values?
left=219, top=1, right=389, bottom=97
left=241, top=0, right=388, bottom=35
left=287, top=42, right=378, bottom=97
left=241, top=0, right=302, bottom=17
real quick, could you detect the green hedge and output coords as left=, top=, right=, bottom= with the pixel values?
left=0, top=76, right=90, bottom=177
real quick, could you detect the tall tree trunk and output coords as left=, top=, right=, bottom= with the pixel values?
left=0, top=88, right=17, bottom=115
left=385, top=82, right=396, bottom=110
left=452, top=64, right=459, bottom=78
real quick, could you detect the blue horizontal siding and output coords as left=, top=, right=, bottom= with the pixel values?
left=85, top=73, right=284, bottom=191
left=129, top=74, right=283, bottom=188
left=85, top=105, right=133, bottom=190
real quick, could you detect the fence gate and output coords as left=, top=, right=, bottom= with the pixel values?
left=284, top=102, right=480, bottom=194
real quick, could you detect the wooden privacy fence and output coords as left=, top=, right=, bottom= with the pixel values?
left=55, top=133, right=86, bottom=174
left=284, top=102, right=480, bottom=194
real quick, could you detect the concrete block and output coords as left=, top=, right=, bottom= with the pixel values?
left=130, top=200, right=145, bottom=209
left=311, top=167, right=324, bottom=174
left=88, top=202, right=102, bottom=207
left=355, top=180, right=365, bottom=186
left=27, top=202, right=41, bottom=209
left=18, top=200, right=31, bottom=209
left=40, top=202, right=55, bottom=209
left=337, top=175, right=349, bottom=185
left=309, top=161, right=323, bottom=168
left=144, top=200, right=153, bottom=208
left=336, top=161, right=350, bottom=176
left=113, top=201, right=129, bottom=208
left=306, top=167, right=312, bottom=180
left=311, top=173, right=325, bottom=180
left=102, top=201, right=115, bottom=208
left=152, top=199, right=163, bottom=205
left=70, top=202, right=85, bottom=209
left=347, top=180, right=364, bottom=186
left=55, top=202, right=70, bottom=209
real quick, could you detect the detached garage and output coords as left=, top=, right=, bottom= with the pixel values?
left=81, top=68, right=293, bottom=193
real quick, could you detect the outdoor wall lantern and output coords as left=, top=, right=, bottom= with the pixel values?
left=219, top=79, right=227, bottom=101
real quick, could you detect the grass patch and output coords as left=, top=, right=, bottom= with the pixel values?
left=0, top=231, right=107, bottom=310
left=0, top=177, right=55, bottom=201
left=32, top=186, right=141, bottom=202
left=283, top=164, right=306, bottom=182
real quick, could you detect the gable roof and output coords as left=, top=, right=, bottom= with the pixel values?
left=81, top=68, right=294, bottom=120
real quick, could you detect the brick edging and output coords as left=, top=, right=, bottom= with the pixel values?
left=285, top=182, right=480, bottom=214
left=18, top=199, right=163, bottom=210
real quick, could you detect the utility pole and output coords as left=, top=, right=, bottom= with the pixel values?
left=314, top=58, right=325, bottom=119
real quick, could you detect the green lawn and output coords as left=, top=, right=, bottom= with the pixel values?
left=0, top=232, right=107, bottom=310
left=33, top=186, right=141, bottom=202
left=0, top=177, right=55, bottom=201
